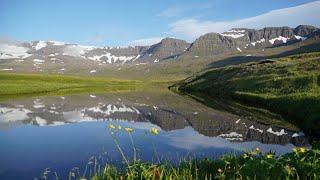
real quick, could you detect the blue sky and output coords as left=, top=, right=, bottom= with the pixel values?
left=0, top=0, right=319, bottom=46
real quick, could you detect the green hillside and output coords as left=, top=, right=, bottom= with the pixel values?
left=171, top=52, right=320, bottom=139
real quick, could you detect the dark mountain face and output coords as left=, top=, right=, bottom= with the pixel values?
left=187, top=33, right=238, bottom=55
left=139, top=38, right=190, bottom=62
left=294, top=25, right=319, bottom=36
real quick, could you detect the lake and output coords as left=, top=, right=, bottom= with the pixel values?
left=0, top=89, right=309, bottom=179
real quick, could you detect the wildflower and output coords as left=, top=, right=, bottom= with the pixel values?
left=218, top=168, right=223, bottom=173
left=152, top=167, right=161, bottom=178
left=109, top=124, right=115, bottom=129
left=225, top=161, right=230, bottom=165
left=243, top=153, right=248, bottom=159
left=125, top=127, right=133, bottom=133
left=151, top=128, right=158, bottom=135
left=266, top=154, right=273, bottom=159
left=299, top=148, right=306, bottom=153
left=250, top=151, right=256, bottom=155
left=117, top=125, right=122, bottom=130
left=256, top=148, right=260, bottom=151
left=292, top=148, right=297, bottom=152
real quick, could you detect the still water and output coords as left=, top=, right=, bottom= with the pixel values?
left=0, top=89, right=309, bottom=179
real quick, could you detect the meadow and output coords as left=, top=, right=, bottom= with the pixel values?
left=0, top=73, right=173, bottom=101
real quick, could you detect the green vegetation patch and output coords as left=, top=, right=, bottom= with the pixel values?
left=172, top=52, right=320, bottom=139
left=0, top=73, right=150, bottom=100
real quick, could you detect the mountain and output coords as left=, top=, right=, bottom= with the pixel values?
left=187, top=33, right=238, bottom=55
left=219, top=25, right=318, bottom=50
left=0, top=25, right=319, bottom=79
left=0, top=25, right=319, bottom=64
left=0, top=38, right=189, bottom=64
left=294, top=25, right=319, bottom=36
left=139, top=38, right=190, bottom=62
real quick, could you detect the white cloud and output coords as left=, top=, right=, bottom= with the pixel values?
left=127, top=37, right=164, bottom=46
left=168, top=1, right=320, bottom=42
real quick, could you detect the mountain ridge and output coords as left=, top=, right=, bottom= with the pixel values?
left=0, top=25, right=318, bottom=64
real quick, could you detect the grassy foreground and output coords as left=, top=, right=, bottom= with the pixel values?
left=0, top=73, right=171, bottom=101
left=90, top=149, right=319, bottom=180
left=170, top=52, right=320, bottom=140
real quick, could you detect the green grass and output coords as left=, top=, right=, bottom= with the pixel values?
left=86, top=149, right=320, bottom=180
left=0, top=73, right=169, bottom=101
left=171, top=52, right=320, bottom=140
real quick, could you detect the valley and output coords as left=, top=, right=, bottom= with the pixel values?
left=1, top=24, right=320, bottom=179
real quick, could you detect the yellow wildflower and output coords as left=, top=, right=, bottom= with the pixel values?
left=292, top=148, right=297, bottom=152
left=266, top=154, right=273, bottom=159
left=117, top=125, right=122, bottom=130
left=250, top=151, right=256, bottom=155
left=256, top=148, right=260, bottom=151
left=243, top=153, right=248, bottom=159
left=299, top=148, right=306, bottom=153
left=109, top=124, right=115, bottom=129
left=125, top=127, right=133, bottom=133
left=218, top=168, right=223, bottom=173
left=151, top=128, right=158, bottom=135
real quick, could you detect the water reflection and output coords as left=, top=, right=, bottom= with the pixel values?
left=0, top=90, right=308, bottom=145
left=0, top=90, right=310, bottom=179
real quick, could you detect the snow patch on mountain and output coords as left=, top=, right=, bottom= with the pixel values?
left=221, top=29, right=246, bottom=38
left=34, top=41, right=47, bottom=50
left=63, top=45, right=85, bottom=56
left=269, top=36, right=290, bottom=44
left=221, top=33, right=245, bottom=38
left=251, top=38, right=266, bottom=46
left=294, top=36, right=307, bottom=41
left=87, top=53, right=135, bottom=63
left=0, top=43, right=31, bottom=59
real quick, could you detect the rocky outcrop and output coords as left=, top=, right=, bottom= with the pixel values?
left=308, top=29, right=320, bottom=40
left=188, top=33, right=238, bottom=55
left=293, top=25, right=319, bottom=36
left=139, top=38, right=190, bottom=62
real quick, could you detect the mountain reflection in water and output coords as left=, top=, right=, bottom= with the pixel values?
left=0, top=90, right=310, bottom=179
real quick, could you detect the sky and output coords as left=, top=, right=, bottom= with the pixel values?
left=0, top=0, right=320, bottom=46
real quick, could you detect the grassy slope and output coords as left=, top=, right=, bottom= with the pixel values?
left=171, top=52, right=320, bottom=138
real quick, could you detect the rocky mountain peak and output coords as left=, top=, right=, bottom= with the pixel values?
left=294, top=25, right=319, bottom=36
left=187, top=33, right=238, bottom=55
left=141, top=38, right=190, bottom=62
